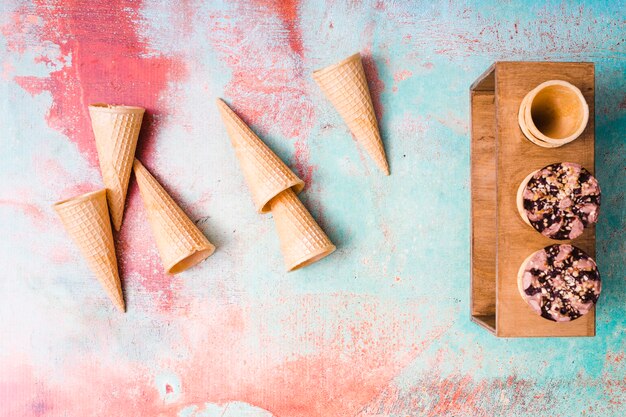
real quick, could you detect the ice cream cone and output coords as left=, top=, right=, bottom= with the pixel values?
left=313, top=53, right=389, bottom=175
left=518, top=94, right=560, bottom=148
left=53, top=189, right=125, bottom=312
left=133, top=159, right=215, bottom=274
left=216, top=99, right=304, bottom=212
left=518, top=80, right=588, bottom=148
left=269, top=188, right=336, bottom=271
left=89, top=103, right=145, bottom=231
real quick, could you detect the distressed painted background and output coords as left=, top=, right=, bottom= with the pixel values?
left=1, top=0, right=625, bottom=416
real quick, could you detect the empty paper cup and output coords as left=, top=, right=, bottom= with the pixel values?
left=518, top=80, right=589, bottom=147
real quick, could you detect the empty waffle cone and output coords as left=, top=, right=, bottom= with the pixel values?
left=518, top=80, right=588, bottom=147
left=313, top=53, right=389, bottom=175
left=133, top=159, right=215, bottom=274
left=518, top=94, right=560, bottom=148
left=53, top=189, right=125, bottom=312
left=89, top=103, right=145, bottom=231
left=216, top=99, right=304, bottom=212
left=269, top=188, right=336, bottom=271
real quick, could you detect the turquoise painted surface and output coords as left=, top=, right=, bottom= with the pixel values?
left=0, top=1, right=624, bottom=416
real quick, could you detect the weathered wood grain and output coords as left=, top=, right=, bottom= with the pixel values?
left=471, top=62, right=596, bottom=337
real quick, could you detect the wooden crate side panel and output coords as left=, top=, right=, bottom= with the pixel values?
left=470, top=90, right=497, bottom=323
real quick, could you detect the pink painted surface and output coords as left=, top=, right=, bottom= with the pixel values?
left=1, top=1, right=625, bottom=416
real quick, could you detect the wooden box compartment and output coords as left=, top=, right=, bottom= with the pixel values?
left=470, top=62, right=596, bottom=337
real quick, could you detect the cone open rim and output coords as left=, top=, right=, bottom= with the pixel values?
left=518, top=93, right=561, bottom=148
left=53, top=189, right=107, bottom=210
left=259, top=181, right=304, bottom=214
left=287, top=244, right=336, bottom=272
left=313, top=53, right=361, bottom=78
left=89, top=103, right=146, bottom=114
left=523, top=80, right=588, bottom=145
left=168, top=244, right=216, bottom=274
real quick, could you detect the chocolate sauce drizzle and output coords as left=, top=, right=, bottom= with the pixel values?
left=523, top=245, right=601, bottom=321
left=523, top=163, right=600, bottom=240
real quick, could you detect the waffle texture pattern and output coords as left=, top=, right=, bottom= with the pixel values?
left=313, top=53, right=389, bottom=175
left=89, top=104, right=145, bottom=230
left=217, top=99, right=304, bottom=213
left=134, top=159, right=215, bottom=274
left=54, top=189, right=125, bottom=312
left=270, top=188, right=336, bottom=271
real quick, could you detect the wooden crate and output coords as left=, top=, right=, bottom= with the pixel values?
left=470, top=62, right=596, bottom=337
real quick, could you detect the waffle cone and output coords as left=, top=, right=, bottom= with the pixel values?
left=269, top=188, right=336, bottom=271
left=216, top=99, right=304, bottom=213
left=522, top=80, right=588, bottom=146
left=518, top=93, right=560, bottom=148
left=133, top=159, right=215, bottom=274
left=313, top=53, right=389, bottom=175
left=89, top=103, right=145, bottom=231
left=53, top=189, right=125, bottom=312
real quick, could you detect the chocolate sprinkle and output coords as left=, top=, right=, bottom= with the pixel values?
left=520, top=244, right=601, bottom=322
left=523, top=162, right=600, bottom=240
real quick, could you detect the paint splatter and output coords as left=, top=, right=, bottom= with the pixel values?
left=169, top=295, right=449, bottom=417
left=207, top=1, right=316, bottom=185
left=361, top=374, right=555, bottom=416
left=255, top=0, right=304, bottom=58
left=0, top=200, right=44, bottom=224
left=361, top=22, right=386, bottom=122
left=2, top=1, right=190, bottom=310
left=116, top=182, right=179, bottom=313
left=393, top=69, right=412, bottom=83
left=2, top=2, right=625, bottom=417
left=292, top=139, right=315, bottom=189
left=4, top=0, right=185, bottom=167
left=392, top=69, right=412, bottom=92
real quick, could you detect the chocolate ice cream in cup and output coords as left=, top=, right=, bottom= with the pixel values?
left=517, top=162, right=600, bottom=240
left=518, top=244, right=601, bottom=322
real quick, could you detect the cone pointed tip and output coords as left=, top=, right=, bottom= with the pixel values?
left=133, top=158, right=144, bottom=171
left=216, top=98, right=234, bottom=116
left=376, top=159, right=390, bottom=176
left=107, top=193, right=125, bottom=232
left=110, top=291, right=126, bottom=312
left=216, top=98, right=232, bottom=113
